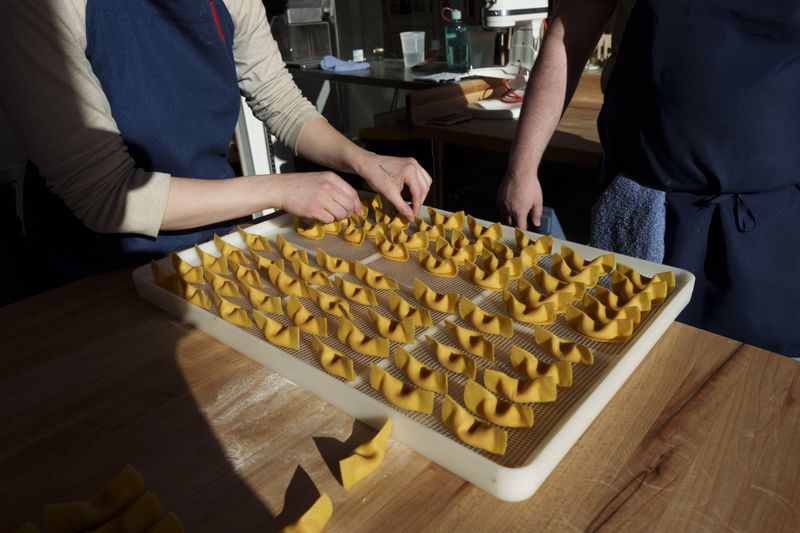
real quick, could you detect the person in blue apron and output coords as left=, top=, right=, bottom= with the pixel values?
left=498, top=0, right=799, bottom=357
left=1, top=0, right=432, bottom=291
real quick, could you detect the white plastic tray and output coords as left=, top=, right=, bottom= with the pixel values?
left=132, top=209, right=694, bottom=502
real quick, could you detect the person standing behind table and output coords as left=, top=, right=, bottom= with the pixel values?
left=0, top=0, right=432, bottom=290
left=496, top=0, right=800, bottom=357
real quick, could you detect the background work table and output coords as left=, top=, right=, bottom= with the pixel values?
left=1, top=268, right=798, bottom=531
left=408, top=71, right=604, bottom=168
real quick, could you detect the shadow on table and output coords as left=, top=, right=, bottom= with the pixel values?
left=0, top=269, right=292, bottom=531
left=312, top=419, right=377, bottom=486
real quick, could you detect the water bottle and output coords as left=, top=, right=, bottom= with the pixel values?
left=443, top=8, right=470, bottom=73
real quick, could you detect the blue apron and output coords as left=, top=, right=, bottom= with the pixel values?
left=599, top=0, right=800, bottom=356
left=24, top=0, right=243, bottom=288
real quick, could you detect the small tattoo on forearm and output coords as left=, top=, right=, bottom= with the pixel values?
left=379, top=164, right=395, bottom=178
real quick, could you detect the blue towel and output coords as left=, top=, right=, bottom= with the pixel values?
left=589, top=175, right=666, bottom=263
left=320, top=55, right=370, bottom=73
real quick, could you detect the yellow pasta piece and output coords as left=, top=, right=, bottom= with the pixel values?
left=463, top=261, right=510, bottom=291
left=509, top=345, right=573, bottom=387
left=427, top=208, right=465, bottom=230
left=253, top=311, right=300, bottom=349
left=238, top=226, right=272, bottom=252
left=369, top=364, right=434, bottom=414
left=531, top=265, right=586, bottom=300
left=307, top=287, right=352, bottom=319
left=565, top=305, right=634, bottom=342
left=310, top=336, right=355, bottom=381
left=292, top=257, right=332, bottom=287
left=353, top=261, right=399, bottom=290
left=368, top=309, right=415, bottom=343
left=294, top=217, right=325, bottom=240
left=418, top=249, right=459, bottom=277
left=394, top=347, right=447, bottom=395
left=492, top=255, right=522, bottom=281
left=374, top=229, right=409, bottom=261
left=43, top=464, right=144, bottom=533
left=151, top=261, right=183, bottom=295
left=267, top=264, right=309, bottom=297
left=464, top=380, right=534, bottom=428
left=458, top=298, right=514, bottom=337
left=363, top=218, right=384, bottom=240
left=441, top=395, right=507, bottom=455
left=242, top=284, right=283, bottom=314
left=582, top=293, right=642, bottom=326
left=335, top=276, right=378, bottom=306
left=171, top=253, right=203, bottom=283
left=551, top=253, right=602, bottom=288
left=426, top=336, right=477, bottom=380
left=92, top=491, right=161, bottom=533
left=593, top=285, right=652, bottom=313
left=617, top=262, right=676, bottom=292
left=276, top=234, right=310, bottom=263
left=233, top=262, right=262, bottom=287
left=466, top=215, right=502, bottom=241
left=445, top=320, right=495, bottom=360
left=484, top=369, right=557, bottom=403
left=338, top=318, right=389, bottom=357
left=213, top=234, right=248, bottom=265
left=195, top=245, right=229, bottom=275
left=517, top=278, right=572, bottom=312
left=375, top=208, right=411, bottom=229
left=415, top=216, right=444, bottom=240
left=387, top=292, right=433, bottom=327
left=252, top=254, right=284, bottom=274
left=339, top=418, right=392, bottom=489
left=413, top=278, right=458, bottom=313
left=534, top=327, right=594, bottom=364
left=369, top=193, right=383, bottom=211
left=610, top=272, right=669, bottom=305
left=287, top=296, right=327, bottom=336
left=491, top=240, right=514, bottom=262
left=435, top=236, right=476, bottom=265
left=204, top=268, right=241, bottom=298
left=449, top=228, right=472, bottom=249
left=561, top=245, right=615, bottom=274
left=214, top=293, right=252, bottom=328
left=342, top=219, right=366, bottom=246
left=182, top=283, right=212, bottom=310
left=502, top=290, right=557, bottom=325
left=481, top=248, right=501, bottom=272
left=398, top=228, right=429, bottom=251
left=315, top=248, right=352, bottom=273
left=515, top=229, right=553, bottom=254
left=282, top=493, right=333, bottom=533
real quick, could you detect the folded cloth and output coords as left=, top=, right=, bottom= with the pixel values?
left=589, top=174, right=666, bottom=263
left=320, top=55, right=370, bottom=73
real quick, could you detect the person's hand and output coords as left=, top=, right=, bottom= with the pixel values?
left=272, top=172, right=361, bottom=223
left=357, top=154, right=432, bottom=220
left=496, top=172, right=543, bottom=230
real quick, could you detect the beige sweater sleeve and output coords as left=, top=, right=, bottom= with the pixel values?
left=0, top=0, right=170, bottom=237
left=0, top=0, right=320, bottom=237
left=227, top=0, right=323, bottom=151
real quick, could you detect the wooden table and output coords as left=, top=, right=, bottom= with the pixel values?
left=1, top=269, right=798, bottom=532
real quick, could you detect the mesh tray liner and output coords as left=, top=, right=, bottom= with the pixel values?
left=170, top=214, right=677, bottom=469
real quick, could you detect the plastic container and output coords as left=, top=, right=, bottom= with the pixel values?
left=443, top=8, right=470, bottom=73
left=400, top=31, right=425, bottom=68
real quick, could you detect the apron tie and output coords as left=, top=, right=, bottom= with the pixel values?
left=692, top=193, right=757, bottom=233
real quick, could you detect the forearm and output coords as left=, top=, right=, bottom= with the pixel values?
left=160, top=175, right=278, bottom=230
left=507, top=0, right=615, bottom=175
left=295, top=117, right=376, bottom=176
